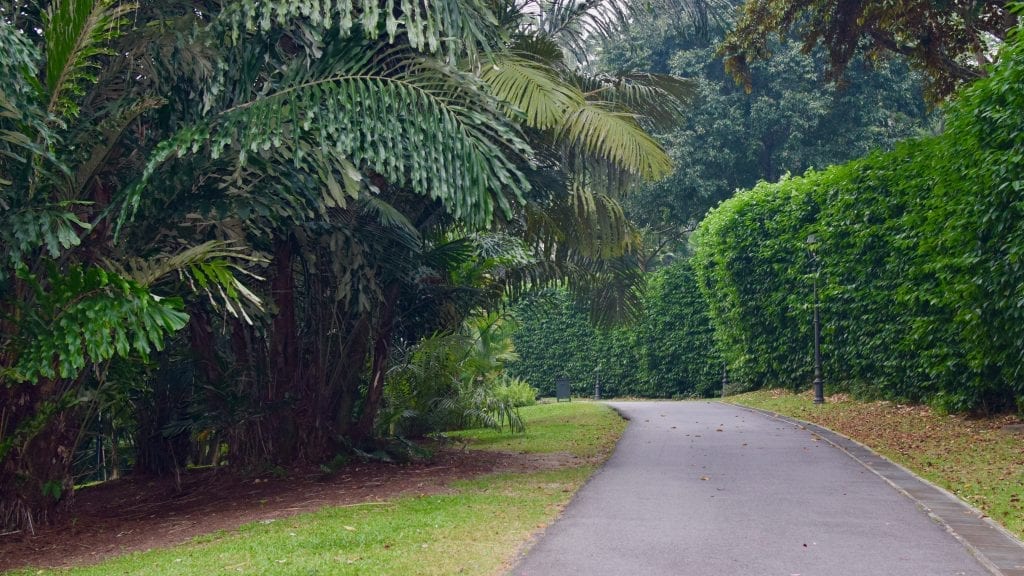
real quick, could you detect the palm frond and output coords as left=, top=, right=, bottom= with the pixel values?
left=104, top=241, right=266, bottom=323
left=358, top=195, right=420, bottom=238
left=117, top=44, right=532, bottom=235
left=508, top=34, right=565, bottom=66
left=535, top=0, right=627, bottom=64
left=507, top=0, right=732, bottom=65
left=518, top=184, right=634, bottom=263
left=66, top=95, right=166, bottom=201
left=558, top=102, right=673, bottom=180
left=0, top=18, right=65, bottom=195
left=215, top=0, right=499, bottom=60
left=566, top=183, right=635, bottom=258
left=572, top=251, right=645, bottom=327
left=480, top=55, right=583, bottom=129
left=42, top=0, right=136, bottom=118
left=0, top=16, right=41, bottom=109
left=576, top=72, right=696, bottom=123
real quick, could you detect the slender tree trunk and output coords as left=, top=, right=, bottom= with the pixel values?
left=351, top=284, right=401, bottom=442
left=189, top=309, right=223, bottom=386
left=271, top=239, right=299, bottom=404
left=260, top=237, right=300, bottom=463
left=331, top=315, right=371, bottom=441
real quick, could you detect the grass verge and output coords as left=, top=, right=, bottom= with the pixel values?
left=448, top=401, right=626, bottom=459
left=9, top=402, right=625, bottom=576
left=727, top=389, right=1024, bottom=539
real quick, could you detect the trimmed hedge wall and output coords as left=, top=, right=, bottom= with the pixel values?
left=510, top=260, right=721, bottom=398
left=509, top=289, right=643, bottom=398
left=638, top=260, right=723, bottom=398
left=691, top=25, right=1024, bottom=412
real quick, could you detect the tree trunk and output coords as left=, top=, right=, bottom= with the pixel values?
left=189, top=309, right=223, bottom=387
left=350, top=284, right=401, bottom=442
left=241, top=236, right=301, bottom=465
left=0, top=382, right=81, bottom=534
left=331, top=315, right=371, bottom=442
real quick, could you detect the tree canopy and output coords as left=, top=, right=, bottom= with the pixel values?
left=719, top=0, right=1018, bottom=100
left=693, top=14, right=1024, bottom=410
left=596, top=4, right=931, bottom=244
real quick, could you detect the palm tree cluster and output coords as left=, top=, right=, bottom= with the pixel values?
left=0, top=0, right=689, bottom=532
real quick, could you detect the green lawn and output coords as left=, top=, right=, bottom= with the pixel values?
left=9, top=403, right=625, bottom=576
left=449, top=401, right=626, bottom=459
left=728, top=389, right=1024, bottom=539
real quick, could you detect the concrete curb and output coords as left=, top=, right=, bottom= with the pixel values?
left=732, top=403, right=1024, bottom=576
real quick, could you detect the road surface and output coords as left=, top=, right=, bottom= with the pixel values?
left=509, top=401, right=995, bottom=576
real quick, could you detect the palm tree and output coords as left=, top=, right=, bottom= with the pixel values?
left=0, top=0, right=260, bottom=532
left=0, top=0, right=697, bottom=533
left=121, top=0, right=697, bottom=461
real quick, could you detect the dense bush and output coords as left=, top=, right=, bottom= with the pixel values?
left=510, top=261, right=721, bottom=398
left=494, top=377, right=539, bottom=408
left=691, top=23, right=1024, bottom=412
left=380, top=313, right=528, bottom=437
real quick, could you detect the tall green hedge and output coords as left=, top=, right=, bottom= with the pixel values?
left=638, top=261, right=723, bottom=397
left=691, top=23, right=1024, bottom=412
left=510, top=260, right=721, bottom=398
left=509, top=289, right=644, bottom=398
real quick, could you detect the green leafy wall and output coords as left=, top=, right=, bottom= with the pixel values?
left=510, top=260, right=721, bottom=398
left=691, top=26, right=1024, bottom=412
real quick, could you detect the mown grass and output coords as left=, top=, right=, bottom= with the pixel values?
left=449, top=401, right=627, bottom=459
left=9, top=403, right=625, bottom=576
left=728, top=389, right=1024, bottom=539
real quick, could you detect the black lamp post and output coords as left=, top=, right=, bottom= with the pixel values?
left=806, top=234, right=825, bottom=405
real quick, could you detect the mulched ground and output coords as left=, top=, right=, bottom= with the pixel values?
left=0, top=448, right=581, bottom=572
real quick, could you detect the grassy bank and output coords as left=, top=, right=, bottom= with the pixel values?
left=728, top=390, right=1024, bottom=538
left=9, top=402, right=625, bottom=576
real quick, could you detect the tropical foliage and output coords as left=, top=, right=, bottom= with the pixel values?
left=598, top=3, right=932, bottom=235
left=0, top=0, right=686, bottom=533
left=719, top=0, right=1019, bottom=100
left=380, top=312, right=534, bottom=438
left=0, top=0, right=256, bottom=530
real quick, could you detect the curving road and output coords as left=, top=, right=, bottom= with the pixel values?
left=509, top=401, right=996, bottom=576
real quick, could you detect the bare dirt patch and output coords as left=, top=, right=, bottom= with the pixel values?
left=0, top=448, right=581, bottom=572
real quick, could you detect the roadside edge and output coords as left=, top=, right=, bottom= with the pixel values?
left=731, top=403, right=1024, bottom=576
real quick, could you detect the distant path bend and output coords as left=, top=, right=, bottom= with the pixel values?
left=509, top=401, right=997, bottom=576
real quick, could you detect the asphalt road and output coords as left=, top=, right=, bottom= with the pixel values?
left=509, top=401, right=992, bottom=576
